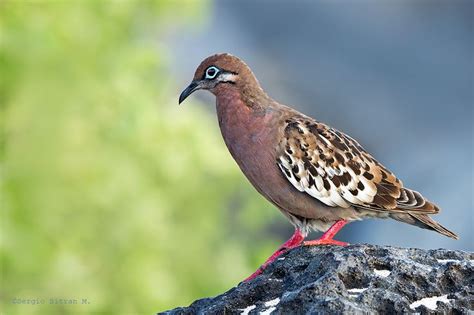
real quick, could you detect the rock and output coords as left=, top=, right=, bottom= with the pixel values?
left=160, top=244, right=473, bottom=314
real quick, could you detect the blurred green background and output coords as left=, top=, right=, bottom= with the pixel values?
left=1, top=1, right=281, bottom=314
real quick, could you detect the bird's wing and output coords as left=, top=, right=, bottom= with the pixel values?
left=276, top=115, right=439, bottom=214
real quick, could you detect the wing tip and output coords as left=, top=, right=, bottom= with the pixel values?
left=411, top=213, right=459, bottom=240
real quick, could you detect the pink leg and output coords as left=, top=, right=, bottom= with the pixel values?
left=244, top=228, right=304, bottom=282
left=303, top=220, right=349, bottom=246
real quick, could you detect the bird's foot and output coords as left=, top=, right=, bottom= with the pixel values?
left=303, top=220, right=349, bottom=246
left=303, top=238, right=348, bottom=246
left=243, top=229, right=304, bottom=282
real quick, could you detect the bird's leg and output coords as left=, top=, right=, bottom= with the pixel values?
left=303, top=220, right=349, bottom=246
left=244, top=228, right=304, bottom=282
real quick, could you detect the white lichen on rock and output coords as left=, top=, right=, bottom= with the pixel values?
left=374, top=269, right=391, bottom=277
left=348, top=288, right=368, bottom=294
left=409, top=294, right=451, bottom=310
left=239, top=304, right=256, bottom=315
left=259, top=298, right=280, bottom=315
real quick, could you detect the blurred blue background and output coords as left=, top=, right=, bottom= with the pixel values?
left=169, top=0, right=473, bottom=251
left=1, top=1, right=472, bottom=314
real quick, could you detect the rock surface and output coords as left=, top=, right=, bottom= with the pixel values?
left=160, top=244, right=473, bottom=314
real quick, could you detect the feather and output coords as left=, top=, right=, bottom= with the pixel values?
left=276, top=117, right=438, bottom=215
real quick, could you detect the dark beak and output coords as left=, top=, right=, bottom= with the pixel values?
left=179, top=81, right=201, bottom=104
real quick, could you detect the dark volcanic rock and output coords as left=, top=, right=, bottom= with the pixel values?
left=160, top=244, right=473, bottom=314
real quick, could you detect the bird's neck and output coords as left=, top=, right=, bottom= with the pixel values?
left=214, top=85, right=280, bottom=188
left=214, top=84, right=276, bottom=121
left=214, top=85, right=278, bottom=146
left=214, top=80, right=272, bottom=110
left=215, top=86, right=258, bottom=126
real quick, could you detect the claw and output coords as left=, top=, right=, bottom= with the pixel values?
left=243, top=229, right=304, bottom=282
left=243, top=220, right=350, bottom=282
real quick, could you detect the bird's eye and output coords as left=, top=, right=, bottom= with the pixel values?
left=205, top=66, right=219, bottom=79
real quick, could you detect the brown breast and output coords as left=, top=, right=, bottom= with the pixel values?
left=214, top=89, right=353, bottom=222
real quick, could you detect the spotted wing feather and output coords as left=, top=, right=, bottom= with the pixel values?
left=277, top=116, right=438, bottom=214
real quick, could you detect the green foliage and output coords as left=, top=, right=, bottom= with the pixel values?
left=0, top=1, right=280, bottom=314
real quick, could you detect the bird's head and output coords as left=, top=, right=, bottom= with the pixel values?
left=179, top=53, right=261, bottom=104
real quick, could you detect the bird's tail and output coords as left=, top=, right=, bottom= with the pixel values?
left=410, top=213, right=459, bottom=239
left=390, top=213, right=459, bottom=240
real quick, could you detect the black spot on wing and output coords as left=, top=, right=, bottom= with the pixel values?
left=347, top=160, right=361, bottom=175
left=308, top=175, right=315, bottom=187
left=339, top=172, right=351, bottom=186
left=323, top=178, right=331, bottom=190
left=331, top=176, right=341, bottom=188
left=282, top=166, right=291, bottom=178
left=363, top=172, right=374, bottom=180
left=292, top=164, right=299, bottom=174
left=334, top=152, right=345, bottom=164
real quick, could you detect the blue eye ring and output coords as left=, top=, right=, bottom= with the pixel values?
left=205, top=66, right=220, bottom=79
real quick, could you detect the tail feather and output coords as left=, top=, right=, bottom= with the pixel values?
left=396, top=188, right=439, bottom=213
left=409, top=213, right=459, bottom=240
left=390, top=213, right=459, bottom=239
left=389, top=187, right=458, bottom=239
